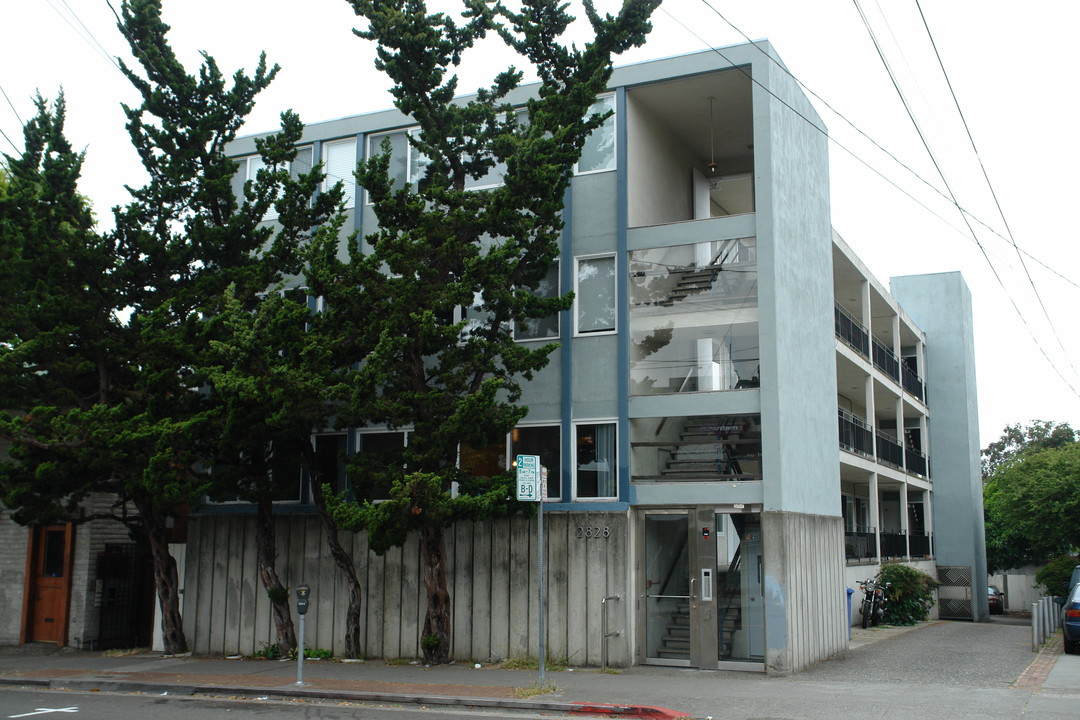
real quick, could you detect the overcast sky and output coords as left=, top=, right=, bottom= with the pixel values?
left=3, top=0, right=1078, bottom=447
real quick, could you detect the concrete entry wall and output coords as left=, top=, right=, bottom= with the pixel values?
left=184, top=511, right=631, bottom=664
left=762, top=511, right=847, bottom=674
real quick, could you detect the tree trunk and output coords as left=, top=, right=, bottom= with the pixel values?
left=420, top=525, right=452, bottom=665
left=309, top=475, right=364, bottom=658
left=255, top=493, right=297, bottom=653
left=131, top=493, right=187, bottom=655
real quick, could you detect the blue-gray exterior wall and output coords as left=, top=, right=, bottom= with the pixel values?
left=890, top=272, right=986, bottom=618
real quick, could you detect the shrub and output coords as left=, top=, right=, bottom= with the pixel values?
left=878, top=563, right=940, bottom=625
left=1035, top=555, right=1080, bottom=597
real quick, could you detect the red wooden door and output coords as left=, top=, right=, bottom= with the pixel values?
left=27, top=525, right=73, bottom=644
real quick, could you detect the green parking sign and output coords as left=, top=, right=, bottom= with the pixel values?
left=516, top=454, right=540, bottom=501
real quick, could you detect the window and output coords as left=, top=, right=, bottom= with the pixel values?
left=231, top=146, right=314, bottom=221
left=511, top=425, right=561, bottom=500
left=575, top=94, right=615, bottom=174
left=514, top=261, right=560, bottom=341
left=575, top=422, right=617, bottom=499
left=352, top=431, right=407, bottom=500
left=366, top=128, right=427, bottom=202
left=630, top=414, right=762, bottom=483
left=323, top=138, right=357, bottom=208
left=575, top=255, right=616, bottom=335
left=629, top=238, right=758, bottom=394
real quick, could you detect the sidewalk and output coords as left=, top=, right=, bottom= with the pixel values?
left=1, top=621, right=1076, bottom=720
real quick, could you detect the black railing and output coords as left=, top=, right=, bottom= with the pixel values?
left=872, top=338, right=900, bottom=382
left=876, top=431, right=903, bottom=468
left=908, top=532, right=932, bottom=558
left=902, top=364, right=925, bottom=401
left=844, top=529, right=876, bottom=560
left=905, top=446, right=927, bottom=477
left=880, top=531, right=907, bottom=559
left=838, top=408, right=874, bottom=456
left=835, top=304, right=869, bottom=358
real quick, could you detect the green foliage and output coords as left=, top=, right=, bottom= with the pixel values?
left=1035, top=555, right=1080, bottom=597
left=252, top=643, right=283, bottom=660
left=421, top=634, right=442, bottom=652
left=878, top=563, right=940, bottom=625
left=983, top=440, right=1080, bottom=572
left=982, top=420, right=1076, bottom=478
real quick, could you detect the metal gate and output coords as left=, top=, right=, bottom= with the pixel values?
left=96, top=544, right=155, bottom=650
left=937, top=565, right=973, bottom=620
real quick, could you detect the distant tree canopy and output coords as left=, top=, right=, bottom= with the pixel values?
left=982, top=420, right=1076, bottom=478
left=982, top=421, right=1080, bottom=573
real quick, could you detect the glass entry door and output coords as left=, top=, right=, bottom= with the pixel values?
left=641, top=509, right=764, bottom=669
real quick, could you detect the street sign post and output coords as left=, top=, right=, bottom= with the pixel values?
left=515, top=455, right=546, bottom=687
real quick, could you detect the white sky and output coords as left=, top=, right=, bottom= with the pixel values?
left=3, top=0, right=1078, bottom=448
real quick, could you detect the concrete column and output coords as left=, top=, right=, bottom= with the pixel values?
left=869, top=472, right=880, bottom=560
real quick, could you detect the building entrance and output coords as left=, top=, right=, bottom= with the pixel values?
left=640, top=508, right=764, bottom=670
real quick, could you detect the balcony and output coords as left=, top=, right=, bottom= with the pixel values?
left=872, top=338, right=900, bottom=382
left=838, top=408, right=873, bottom=457
left=835, top=303, right=869, bottom=358
left=880, top=531, right=907, bottom=559
left=844, top=527, right=876, bottom=561
left=908, top=531, right=932, bottom=558
left=875, top=431, right=903, bottom=468
left=905, top=445, right=927, bottom=477
left=902, top=363, right=925, bottom=402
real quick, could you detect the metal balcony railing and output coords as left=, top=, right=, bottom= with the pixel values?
left=875, top=431, right=903, bottom=468
left=902, top=363, right=925, bottom=401
left=880, top=531, right=907, bottom=559
left=838, top=408, right=874, bottom=456
left=844, top=528, right=876, bottom=560
left=834, top=303, right=869, bottom=358
left=908, top=532, right=932, bottom=558
left=872, top=338, right=900, bottom=382
left=905, top=445, right=927, bottom=477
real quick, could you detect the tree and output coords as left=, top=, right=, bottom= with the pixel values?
left=313, top=0, right=660, bottom=664
left=982, top=420, right=1075, bottom=477
left=0, top=0, right=315, bottom=655
left=984, top=438, right=1080, bottom=573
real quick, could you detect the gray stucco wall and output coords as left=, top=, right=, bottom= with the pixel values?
left=890, top=271, right=987, bottom=619
left=754, top=46, right=839, bottom=517
left=0, top=511, right=29, bottom=645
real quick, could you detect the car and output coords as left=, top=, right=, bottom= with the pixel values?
left=1063, top=582, right=1080, bottom=655
left=988, top=585, right=1005, bottom=614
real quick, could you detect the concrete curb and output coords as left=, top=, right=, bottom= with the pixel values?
left=0, top=675, right=687, bottom=719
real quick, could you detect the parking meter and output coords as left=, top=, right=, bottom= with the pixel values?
left=296, top=584, right=311, bottom=615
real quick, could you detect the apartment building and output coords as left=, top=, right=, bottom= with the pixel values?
left=183, top=41, right=982, bottom=674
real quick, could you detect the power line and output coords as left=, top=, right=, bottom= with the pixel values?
left=912, top=0, right=1076, bottom=379
left=852, top=0, right=1077, bottom=396
left=690, top=0, right=1050, bottom=262
left=43, top=0, right=123, bottom=75
left=681, top=0, right=1078, bottom=397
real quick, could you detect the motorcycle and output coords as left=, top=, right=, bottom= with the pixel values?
left=859, top=578, right=891, bottom=628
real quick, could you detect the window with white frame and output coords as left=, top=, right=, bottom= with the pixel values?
left=366, top=128, right=426, bottom=202
left=231, top=146, right=314, bottom=221
left=575, top=254, right=616, bottom=335
left=575, top=422, right=617, bottom=499
left=511, top=425, right=561, bottom=500
left=323, top=138, right=357, bottom=209
left=352, top=430, right=407, bottom=500
left=514, top=261, right=560, bottom=341
left=575, top=94, right=616, bottom=174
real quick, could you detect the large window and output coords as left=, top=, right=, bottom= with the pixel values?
left=575, top=255, right=616, bottom=335
left=511, top=425, right=561, bottom=500
left=576, top=94, right=616, bottom=174
left=629, top=237, right=758, bottom=394
left=231, top=146, right=313, bottom=221
left=366, top=128, right=426, bottom=201
left=630, top=414, right=761, bottom=483
left=352, top=431, right=406, bottom=500
left=575, top=422, right=617, bottom=499
left=515, top=261, right=560, bottom=341
left=323, top=138, right=357, bottom=208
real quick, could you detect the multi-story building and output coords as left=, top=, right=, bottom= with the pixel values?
left=2, top=40, right=985, bottom=674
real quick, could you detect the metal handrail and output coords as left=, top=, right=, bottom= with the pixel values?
left=601, top=594, right=622, bottom=671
